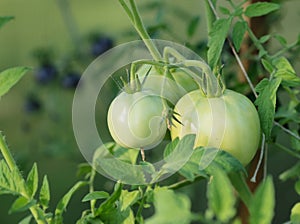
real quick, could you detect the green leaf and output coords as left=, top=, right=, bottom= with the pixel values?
left=39, top=175, right=50, bottom=210
left=178, top=147, right=209, bottom=181
left=232, top=21, right=247, bottom=52
left=208, top=18, right=232, bottom=68
left=245, top=2, right=280, bottom=18
left=274, top=34, right=287, bottom=46
left=119, top=190, right=140, bottom=211
left=273, top=57, right=300, bottom=87
left=26, top=163, right=38, bottom=198
left=82, top=191, right=110, bottom=202
left=0, top=67, right=29, bottom=97
left=54, top=181, right=88, bottom=223
left=96, top=183, right=123, bottom=216
left=0, top=16, right=14, bottom=29
left=0, top=160, right=22, bottom=195
left=146, top=188, right=192, bottom=224
left=259, top=34, right=271, bottom=44
left=9, top=196, right=36, bottom=214
left=207, top=168, right=236, bottom=222
left=255, top=78, right=281, bottom=139
left=162, top=134, right=195, bottom=174
left=18, top=215, right=32, bottom=224
left=249, top=177, right=275, bottom=224
left=187, top=16, right=200, bottom=38
left=163, top=137, right=179, bottom=158
left=93, top=143, right=144, bottom=184
left=279, top=163, right=300, bottom=181
left=261, top=59, right=274, bottom=73
left=291, top=203, right=300, bottom=223
left=219, top=6, right=231, bottom=15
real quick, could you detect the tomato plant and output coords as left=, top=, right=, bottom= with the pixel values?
left=1, top=0, right=300, bottom=224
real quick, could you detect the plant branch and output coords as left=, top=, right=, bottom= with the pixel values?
left=167, top=175, right=206, bottom=190
left=273, top=142, right=300, bottom=159
left=0, top=133, right=47, bottom=224
left=119, top=0, right=162, bottom=61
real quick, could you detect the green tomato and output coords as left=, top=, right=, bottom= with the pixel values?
left=137, top=65, right=199, bottom=104
left=170, top=89, right=261, bottom=165
left=107, top=90, right=167, bottom=149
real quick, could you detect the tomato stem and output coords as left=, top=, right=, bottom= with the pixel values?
left=119, top=0, right=162, bottom=61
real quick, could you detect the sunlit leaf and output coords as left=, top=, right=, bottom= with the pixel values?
left=9, top=196, right=36, bottom=214
left=39, top=175, right=50, bottom=210
left=245, top=2, right=280, bottom=18
left=26, top=163, right=38, bottom=198
left=146, top=188, right=192, bottom=224
left=0, top=67, right=29, bottom=97
left=255, top=78, right=281, bottom=139
left=249, top=177, right=275, bottom=224
left=207, top=168, right=236, bottom=222
left=208, top=18, right=232, bottom=68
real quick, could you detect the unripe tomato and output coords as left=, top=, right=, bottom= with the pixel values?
left=107, top=90, right=167, bottom=149
left=170, top=89, right=261, bottom=165
left=137, top=65, right=199, bottom=104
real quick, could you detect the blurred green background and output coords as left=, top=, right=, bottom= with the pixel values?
left=0, top=0, right=300, bottom=223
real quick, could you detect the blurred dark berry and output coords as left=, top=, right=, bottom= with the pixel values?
left=24, top=97, right=42, bottom=113
left=91, top=37, right=113, bottom=56
left=35, top=64, right=57, bottom=84
left=61, top=73, right=81, bottom=89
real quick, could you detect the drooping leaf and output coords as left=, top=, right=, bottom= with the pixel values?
left=208, top=18, right=232, bottom=68
left=0, top=67, right=29, bottom=97
left=249, top=177, right=275, bottom=224
left=9, top=196, right=36, bottom=214
left=207, top=168, right=236, bottom=222
left=39, top=175, right=50, bottom=210
left=232, top=21, right=247, bottom=52
left=26, top=163, right=38, bottom=198
left=82, top=191, right=110, bottom=202
left=145, top=188, right=192, bottom=224
left=291, top=203, right=300, bottom=223
left=0, top=16, right=14, bottom=29
left=255, top=78, right=281, bottom=139
left=187, top=16, right=200, bottom=38
left=245, top=2, right=280, bottom=18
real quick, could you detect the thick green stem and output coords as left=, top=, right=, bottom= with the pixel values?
left=119, top=0, right=162, bottom=61
left=0, top=133, right=19, bottom=172
left=89, top=168, right=97, bottom=216
left=0, top=133, right=47, bottom=224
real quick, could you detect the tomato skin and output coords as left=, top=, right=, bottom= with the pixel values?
left=170, top=89, right=261, bottom=165
left=107, top=90, right=167, bottom=149
left=137, top=65, right=199, bottom=104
